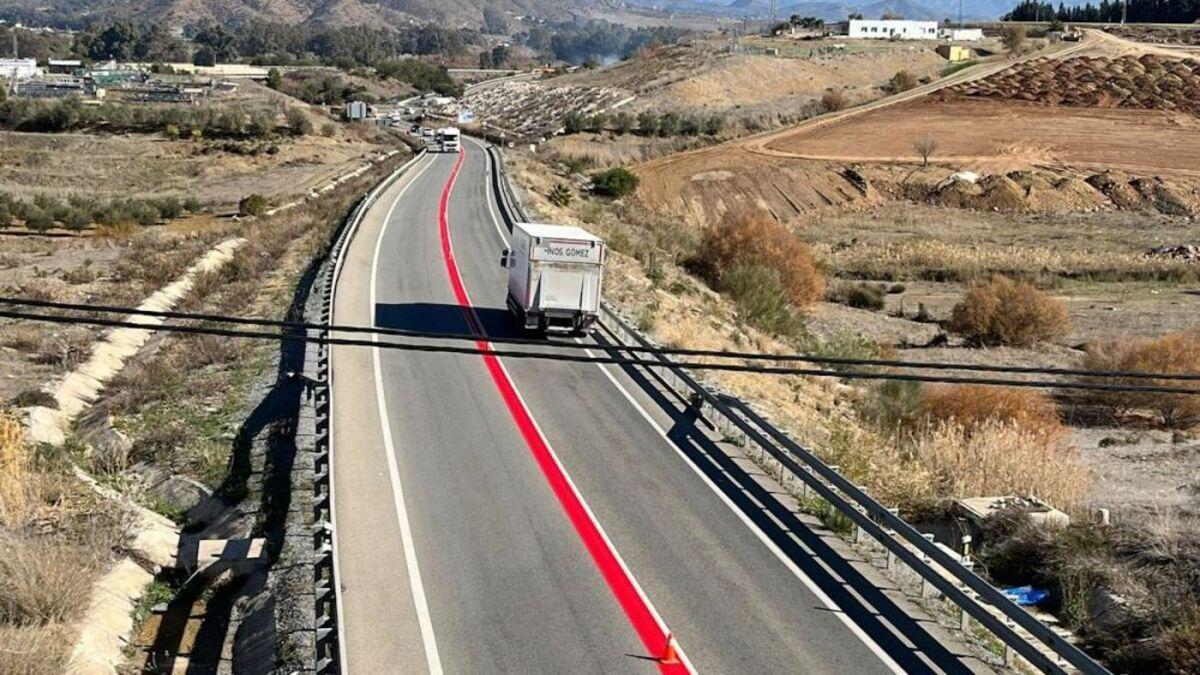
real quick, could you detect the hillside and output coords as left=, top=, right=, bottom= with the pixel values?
left=0, top=0, right=579, bottom=29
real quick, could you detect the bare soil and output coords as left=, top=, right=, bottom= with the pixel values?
left=766, top=99, right=1200, bottom=177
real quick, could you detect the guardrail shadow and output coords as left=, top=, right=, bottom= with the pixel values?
left=592, top=335, right=980, bottom=675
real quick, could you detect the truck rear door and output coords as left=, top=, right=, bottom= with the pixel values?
left=537, top=265, right=587, bottom=310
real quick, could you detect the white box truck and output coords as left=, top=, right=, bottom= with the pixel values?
left=435, top=127, right=461, bottom=153
left=500, top=223, right=604, bottom=334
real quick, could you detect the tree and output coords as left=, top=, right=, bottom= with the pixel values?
left=881, top=11, right=906, bottom=19
left=1001, top=25, right=1027, bottom=57
left=483, top=7, right=509, bottom=35
left=613, top=111, right=634, bottom=135
left=913, top=138, right=938, bottom=166
left=703, top=114, right=725, bottom=136
left=591, top=167, right=640, bottom=198
left=563, top=111, right=586, bottom=134
left=266, top=67, right=283, bottom=90
left=636, top=111, right=659, bottom=137
left=193, top=46, right=217, bottom=67
left=194, top=23, right=238, bottom=63
left=848, top=12, right=865, bottom=20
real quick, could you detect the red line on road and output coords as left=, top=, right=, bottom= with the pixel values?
left=436, top=146, right=689, bottom=673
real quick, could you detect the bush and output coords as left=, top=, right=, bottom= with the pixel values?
left=591, top=167, right=640, bottom=198
left=923, top=384, right=1064, bottom=440
left=286, top=107, right=313, bottom=136
left=828, top=281, right=885, bottom=310
left=548, top=183, right=573, bottom=208
left=238, top=194, right=269, bottom=217
left=1082, top=330, right=1200, bottom=428
left=722, top=264, right=807, bottom=336
left=22, top=208, right=53, bottom=233
left=949, top=275, right=1070, bottom=347
left=820, top=89, right=847, bottom=112
left=857, top=380, right=925, bottom=433
left=703, top=114, right=725, bottom=136
left=0, top=536, right=95, bottom=625
left=691, top=212, right=825, bottom=312
left=890, top=69, right=918, bottom=93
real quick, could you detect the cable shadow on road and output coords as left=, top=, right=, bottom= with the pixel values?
left=598, top=340, right=979, bottom=675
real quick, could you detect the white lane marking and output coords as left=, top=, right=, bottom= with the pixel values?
left=470, top=137, right=512, bottom=248
left=456, top=141, right=694, bottom=670
left=472, top=134, right=893, bottom=669
left=330, top=151, right=427, bottom=674
left=368, top=155, right=444, bottom=674
left=579, top=341, right=906, bottom=674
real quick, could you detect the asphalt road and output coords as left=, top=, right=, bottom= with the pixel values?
left=330, top=138, right=988, bottom=673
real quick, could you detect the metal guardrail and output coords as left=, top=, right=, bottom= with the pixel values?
left=482, top=138, right=1108, bottom=675
left=313, top=148, right=428, bottom=674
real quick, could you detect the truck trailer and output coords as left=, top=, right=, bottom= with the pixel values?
left=500, top=223, right=604, bottom=334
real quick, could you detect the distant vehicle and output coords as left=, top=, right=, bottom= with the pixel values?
left=500, top=223, right=605, bottom=334
left=345, top=100, right=368, bottom=121
left=435, top=127, right=461, bottom=153
left=410, top=123, right=422, bottom=134
left=420, top=127, right=435, bottom=143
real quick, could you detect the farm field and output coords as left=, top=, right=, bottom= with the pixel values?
left=766, top=98, right=1200, bottom=176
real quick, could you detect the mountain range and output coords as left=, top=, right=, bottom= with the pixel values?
left=0, top=0, right=579, bottom=29
left=641, top=0, right=1028, bottom=21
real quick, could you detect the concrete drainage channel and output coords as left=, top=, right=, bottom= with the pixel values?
left=484, top=140, right=1109, bottom=675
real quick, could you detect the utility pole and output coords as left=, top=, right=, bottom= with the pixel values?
left=958, top=0, right=963, bottom=26
left=1121, top=0, right=1128, bottom=24
left=770, top=0, right=777, bottom=32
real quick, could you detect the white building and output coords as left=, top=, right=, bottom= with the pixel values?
left=939, top=27, right=985, bottom=41
left=848, top=19, right=938, bottom=40
left=0, top=58, right=39, bottom=80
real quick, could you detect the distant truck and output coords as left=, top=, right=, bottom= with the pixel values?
left=435, top=127, right=461, bottom=153
left=500, top=223, right=605, bottom=334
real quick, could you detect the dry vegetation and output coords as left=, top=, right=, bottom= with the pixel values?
left=0, top=415, right=131, bottom=673
left=1082, top=330, right=1200, bottom=429
left=948, top=276, right=1071, bottom=347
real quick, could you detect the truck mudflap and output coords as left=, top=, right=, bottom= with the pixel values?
left=507, top=293, right=597, bottom=335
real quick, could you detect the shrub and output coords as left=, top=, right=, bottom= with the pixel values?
left=722, top=264, right=807, bottom=336
left=636, top=111, right=660, bottom=136
left=922, top=384, right=1064, bottom=441
left=131, top=202, right=161, bottom=226
left=22, top=208, right=53, bottom=232
left=890, top=69, right=918, bottom=93
left=691, top=212, right=825, bottom=311
left=182, top=197, right=203, bottom=213
left=857, top=380, right=925, bottom=433
left=591, top=167, right=640, bottom=198
left=548, top=183, right=573, bottom=208
left=321, top=122, right=337, bottom=137
left=948, top=275, right=1070, bottom=347
left=820, top=89, right=847, bottom=112
left=613, top=111, right=634, bottom=135
left=238, top=193, right=269, bottom=217
left=0, top=536, right=95, bottom=625
left=829, top=281, right=885, bottom=310
left=1082, top=330, right=1200, bottom=428
left=286, top=107, right=313, bottom=136
left=703, top=114, right=725, bottom=136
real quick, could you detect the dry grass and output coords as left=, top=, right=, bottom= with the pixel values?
left=911, top=420, right=1093, bottom=509
left=690, top=211, right=825, bottom=310
left=1082, top=330, right=1200, bottom=428
left=0, top=535, right=96, bottom=626
left=0, top=623, right=71, bottom=674
left=813, top=239, right=1200, bottom=283
left=0, top=416, right=28, bottom=528
left=949, top=275, right=1071, bottom=347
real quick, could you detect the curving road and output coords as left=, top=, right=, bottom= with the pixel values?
left=329, top=137, right=990, bottom=673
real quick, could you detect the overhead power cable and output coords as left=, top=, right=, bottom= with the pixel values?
left=3, top=307, right=1199, bottom=396
left=2, top=296, right=1198, bottom=383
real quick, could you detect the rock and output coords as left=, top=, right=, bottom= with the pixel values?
left=1145, top=244, right=1200, bottom=261
left=151, top=475, right=212, bottom=514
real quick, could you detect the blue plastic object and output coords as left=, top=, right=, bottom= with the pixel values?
left=1002, top=585, right=1050, bottom=606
